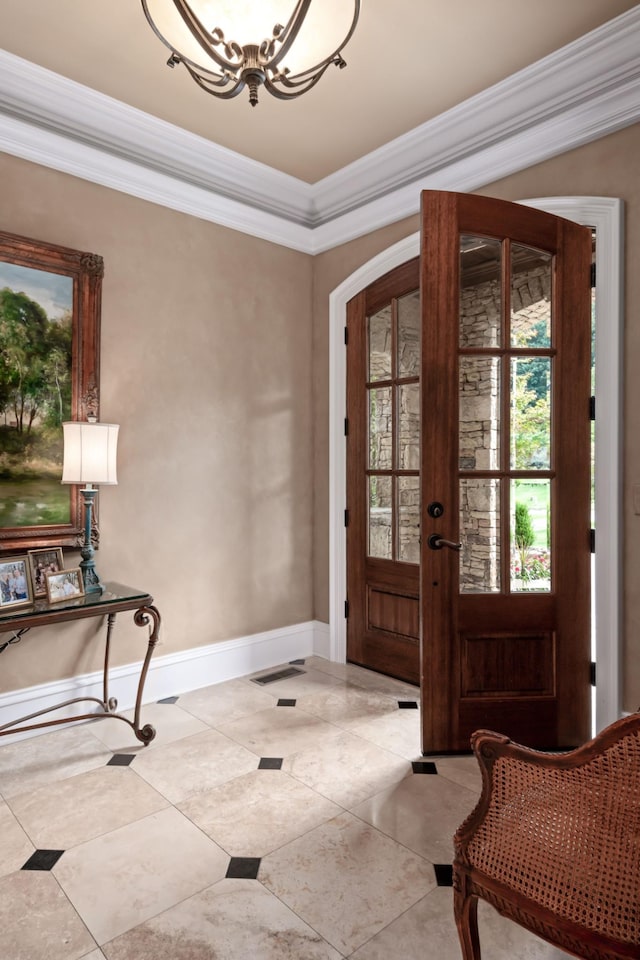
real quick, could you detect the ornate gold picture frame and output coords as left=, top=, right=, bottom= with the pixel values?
left=0, top=230, right=103, bottom=550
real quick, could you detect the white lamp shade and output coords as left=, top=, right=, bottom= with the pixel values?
left=61, top=422, right=119, bottom=485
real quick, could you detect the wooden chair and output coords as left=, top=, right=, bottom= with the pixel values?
left=453, top=712, right=640, bottom=960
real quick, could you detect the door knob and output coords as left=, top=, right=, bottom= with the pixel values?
left=428, top=534, right=462, bottom=551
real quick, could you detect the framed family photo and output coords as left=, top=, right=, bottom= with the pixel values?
left=28, top=547, right=65, bottom=598
left=45, top=567, right=85, bottom=604
left=0, top=556, right=33, bottom=609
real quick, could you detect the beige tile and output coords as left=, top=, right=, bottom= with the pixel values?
left=53, top=807, right=229, bottom=945
left=351, top=887, right=566, bottom=960
left=350, top=708, right=423, bottom=760
left=0, top=725, right=111, bottom=799
left=217, top=705, right=341, bottom=758
left=304, top=656, right=353, bottom=680
left=131, top=728, right=259, bottom=803
left=260, top=811, right=435, bottom=955
left=477, top=899, right=572, bottom=958
left=351, top=886, right=460, bottom=960
left=8, top=766, right=169, bottom=849
left=351, top=772, right=478, bottom=863
left=283, top=731, right=411, bottom=808
left=247, top=665, right=345, bottom=699
left=353, top=888, right=572, bottom=959
left=347, top=667, right=420, bottom=699
left=80, top=952, right=107, bottom=960
left=0, top=871, right=96, bottom=960
left=86, top=702, right=209, bottom=752
left=296, top=685, right=400, bottom=729
left=177, top=678, right=276, bottom=726
left=102, top=879, right=343, bottom=960
left=307, top=658, right=418, bottom=699
left=0, top=800, right=34, bottom=878
left=179, top=769, right=342, bottom=856
left=434, top=754, right=483, bottom=795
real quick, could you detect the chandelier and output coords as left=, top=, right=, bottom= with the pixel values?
left=141, top=1, right=361, bottom=107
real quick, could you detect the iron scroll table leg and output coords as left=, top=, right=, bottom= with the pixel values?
left=131, top=605, right=161, bottom=745
left=0, top=602, right=161, bottom=742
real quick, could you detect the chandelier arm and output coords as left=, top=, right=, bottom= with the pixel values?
left=268, top=0, right=361, bottom=77
left=181, top=61, right=241, bottom=94
left=266, top=0, right=313, bottom=69
left=172, top=0, right=245, bottom=69
left=186, top=68, right=247, bottom=99
left=265, top=62, right=333, bottom=99
left=273, top=0, right=360, bottom=79
left=141, top=0, right=241, bottom=73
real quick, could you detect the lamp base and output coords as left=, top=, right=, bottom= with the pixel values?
left=79, top=487, right=104, bottom=594
left=80, top=557, right=105, bottom=595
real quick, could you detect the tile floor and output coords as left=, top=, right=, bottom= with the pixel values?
left=0, top=656, right=568, bottom=959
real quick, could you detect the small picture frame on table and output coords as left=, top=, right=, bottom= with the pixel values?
left=28, top=548, right=65, bottom=599
left=0, top=556, right=33, bottom=609
left=46, top=568, right=85, bottom=604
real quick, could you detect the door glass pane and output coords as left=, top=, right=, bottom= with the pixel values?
left=398, top=476, right=420, bottom=564
left=460, top=236, right=502, bottom=348
left=398, top=383, right=420, bottom=469
left=510, top=357, right=551, bottom=470
left=459, top=357, right=501, bottom=470
left=369, top=387, right=392, bottom=469
left=510, top=479, right=551, bottom=592
left=460, top=478, right=501, bottom=593
left=511, top=245, right=552, bottom=348
left=368, top=306, right=392, bottom=381
left=369, top=476, right=392, bottom=559
left=398, top=290, right=420, bottom=378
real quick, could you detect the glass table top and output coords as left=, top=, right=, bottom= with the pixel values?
left=0, top=582, right=152, bottom=627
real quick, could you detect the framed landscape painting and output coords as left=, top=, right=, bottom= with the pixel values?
left=0, top=231, right=103, bottom=550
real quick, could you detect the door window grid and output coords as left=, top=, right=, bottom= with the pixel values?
left=367, top=290, right=420, bottom=564
left=458, top=236, right=554, bottom=594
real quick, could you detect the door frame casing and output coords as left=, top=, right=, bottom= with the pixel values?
left=329, top=196, right=623, bottom=731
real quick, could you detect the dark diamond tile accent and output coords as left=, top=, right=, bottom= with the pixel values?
left=277, top=698, right=296, bottom=707
left=412, top=760, right=438, bottom=774
left=22, top=849, right=64, bottom=871
left=252, top=667, right=305, bottom=685
left=259, top=757, right=283, bottom=770
left=434, top=863, right=454, bottom=887
left=226, top=857, right=261, bottom=880
left=398, top=700, right=418, bottom=709
left=107, top=754, right=135, bottom=767
left=158, top=695, right=179, bottom=704
left=289, top=658, right=306, bottom=665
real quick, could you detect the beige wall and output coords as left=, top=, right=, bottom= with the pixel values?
left=312, top=122, right=640, bottom=711
left=0, top=153, right=314, bottom=692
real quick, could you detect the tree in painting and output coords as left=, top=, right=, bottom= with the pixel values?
left=0, top=285, right=72, bottom=527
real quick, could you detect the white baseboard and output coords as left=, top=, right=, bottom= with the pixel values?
left=0, top=619, right=329, bottom=743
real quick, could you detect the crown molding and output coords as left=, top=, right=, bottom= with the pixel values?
left=310, top=6, right=640, bottom=224
left=0, top=6, right=639, bottom=253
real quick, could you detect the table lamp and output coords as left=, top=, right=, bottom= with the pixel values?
left=62, top=419, right=119, bottom=594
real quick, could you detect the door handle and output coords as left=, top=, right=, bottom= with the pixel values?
left=428, top=534, right=462, bottom=551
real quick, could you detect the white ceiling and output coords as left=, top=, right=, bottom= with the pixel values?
left=0, top=0, right=638, bottom=182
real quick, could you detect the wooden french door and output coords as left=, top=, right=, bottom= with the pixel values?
left=346, top=259, right=421, bottom=685
left=420, top=191, right=592, bottom=752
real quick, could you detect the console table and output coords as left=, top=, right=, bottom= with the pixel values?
left=0, top=582, right=161, bottom=745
